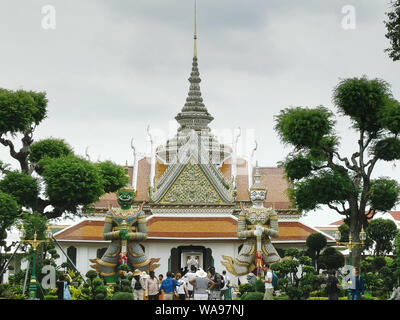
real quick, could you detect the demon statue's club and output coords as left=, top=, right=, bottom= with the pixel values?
left=222, top=168, right=280, bottom=282
left=90, top=187, right=160, bottom=284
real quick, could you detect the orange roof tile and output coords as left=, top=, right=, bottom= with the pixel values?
left=389, top=211, right=400, bottom=221
left=236, top=158, right=249, bottom=201
left=135, top=157, right=151, bottom=201
left=330, top=219, right=344, bottom=226
left=93, top=158, right=293, bottom=210
left=54, top=218, right=331, bottom=242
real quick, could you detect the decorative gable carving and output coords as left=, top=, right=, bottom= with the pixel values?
left=160, top=161, right=225, bottom=205
left=151, top=132, right=234, bottom=204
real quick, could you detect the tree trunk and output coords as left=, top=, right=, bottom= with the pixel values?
left=348, top=197, right=363, bottom=269
left=349, top=215, right=362, bottom=269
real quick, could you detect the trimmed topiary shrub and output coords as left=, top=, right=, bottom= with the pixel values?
left=239, top=283, right=254, bottom=296
left=112, top=292, right=134, bottom=300
left=254, top=279, right=265, bottom=293
left=241, top=292, right=264, bottom=300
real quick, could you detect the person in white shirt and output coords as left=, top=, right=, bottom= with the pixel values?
left=184, top=265, right=197, bottom=300
left=261, top=264, right=273, bottom=300
left=220, top=270, right=230, bottom=300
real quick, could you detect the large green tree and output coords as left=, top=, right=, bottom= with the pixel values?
left=384, top=0, right=400, bottom=61
left=0, top=88, right=128, bottom=220
left=275, top=76, right=400, bottom=269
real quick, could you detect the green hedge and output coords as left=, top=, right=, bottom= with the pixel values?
left=273, top=295, right=290, bottom=300
left=241, top=292, right=264, bottom=300
left=112, top=292, right=133, bottom=300
left=307, top=297, right=348, bottom=300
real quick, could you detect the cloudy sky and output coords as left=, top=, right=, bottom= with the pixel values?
left=0, top=0, right=399, bottom=227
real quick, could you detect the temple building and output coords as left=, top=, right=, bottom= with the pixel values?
left=53, top=9, right=335, bottom=284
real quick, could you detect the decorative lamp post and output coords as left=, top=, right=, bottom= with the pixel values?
left=334, top=227, right=366, bottom=299
left=19, top=225, right=53, bottom=300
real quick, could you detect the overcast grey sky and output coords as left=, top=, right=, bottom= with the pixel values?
left=0, top=0, right=399, bottom=226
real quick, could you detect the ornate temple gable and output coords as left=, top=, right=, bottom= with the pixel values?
left=151, top=131, right=234, bottom=204
left=159, top=161, right=224, bottom=205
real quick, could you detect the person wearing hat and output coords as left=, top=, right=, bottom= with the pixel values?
left=131, top=269, right=146, bottom=300
left=189, top=269, right=215, bottom=300
left=141, top=271, right=150, bottom=300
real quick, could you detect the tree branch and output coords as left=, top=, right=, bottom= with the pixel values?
left=330, top=150, right=359, bottom=172
left=0, top=136, right=19, bottom=159
left=365, top=208, right=376, bottom=220
left=327, top=203, right=347, bottom=216
left=44, top=207, right=67, bottom=220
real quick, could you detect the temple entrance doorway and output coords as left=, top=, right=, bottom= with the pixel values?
left=169, top=246, right=212, bottom=273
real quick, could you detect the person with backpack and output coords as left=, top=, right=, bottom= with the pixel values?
left=326, top=270, right=340, bottom=300
left=220, top=270, right=230, bottom=300
left=131, top=269, right=146, bottom=300
left=261, top=264, right=274, bottom=300
left=208, top=267, right=223, bottom=300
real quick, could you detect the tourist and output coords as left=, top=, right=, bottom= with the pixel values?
left=57, top=273, right=72, bottom=300
left=184, top=265, right=197, bottom=300
left=208, top=267, right=222, bottom=300
left=160, top=271, right=180, bottom=300
left=326, top=270, right=340, bottom=300
left=190, top=268, right=214, bottom=300
left=350, top=267, right=365, bottom=300
left=141, top=271, right=149, bottom=299
left=131, top=269, right=145, bottom=300
left=261, top=264, right=274, bottom=300
left=145, top=271, right=160, bottom=301
left=175, top=273, right=189, bottom=300
left=158, top=274, right=164, bottom=300
left=220, top=270, right=230, bottom=300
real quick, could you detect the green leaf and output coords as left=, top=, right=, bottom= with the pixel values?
left=39, top=155, right=105, bottom=209
left=369, top=178, right=400, bottom=211
left=274, top=106, right=335, bottom=148
left=373, top=137, right=400, bottom=161
left=0, top=171, right=39, bottom=208
left=0, top=88, right=47, bottom=135
left=96, top=161, right=129, bottom=194
left=29, top=138, right=73, bottom=164
left=333, top=76, right=392, bottom=133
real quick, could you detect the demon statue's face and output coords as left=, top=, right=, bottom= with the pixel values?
left=117, top=189, right=134, bottom=210
left=250, top=189, right=266, bottom=202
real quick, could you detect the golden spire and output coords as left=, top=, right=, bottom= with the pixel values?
left=194, top=0, right=197, bottom=57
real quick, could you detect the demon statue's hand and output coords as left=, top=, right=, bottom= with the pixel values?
left=254, top=225, right=263, bottom=237
left=119, top=229, right=130, bottom=240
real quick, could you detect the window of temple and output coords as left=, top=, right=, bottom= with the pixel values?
left=67, top=246, right=77, bottom=266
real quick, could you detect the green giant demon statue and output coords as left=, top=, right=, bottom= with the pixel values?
left=90, top=186, right=160, bottom=284
left=222, top=167, right=280, bottom=282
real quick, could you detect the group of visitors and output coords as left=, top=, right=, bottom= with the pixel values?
left=325, top=267, right=366, bottom=300
left=130, top=265, right=231, bottom=300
